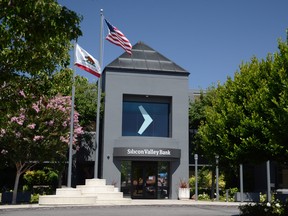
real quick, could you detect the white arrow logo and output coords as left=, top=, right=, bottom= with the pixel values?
left=138, top=105, right=153, bottom=135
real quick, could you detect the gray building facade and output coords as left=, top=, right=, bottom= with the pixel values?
left=100, top=42, right=190, bottom=199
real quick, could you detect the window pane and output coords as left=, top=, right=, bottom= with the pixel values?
left=122, top=101, right=170, bottom=137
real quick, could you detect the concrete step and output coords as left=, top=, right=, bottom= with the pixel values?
left=77, top=185, right=115, bottom=193
left=93, top=192, right=124, bottom=200
left=38, top=178, right=129, bottom=206
left=85, top=178, right=106, bottom=186
left=55, top=188, right=82, bottom=196
left=39, top=195, right=98, bottom=205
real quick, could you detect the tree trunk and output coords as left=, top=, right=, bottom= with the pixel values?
left=12, top=170, right=21, bottom=204
left=12, top=162, right=35, bottom=204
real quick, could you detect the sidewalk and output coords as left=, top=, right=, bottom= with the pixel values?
left=0, top=200, right=243, bottom=210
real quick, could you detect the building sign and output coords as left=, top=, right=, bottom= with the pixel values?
left=113, top=147, right=181, bottom=159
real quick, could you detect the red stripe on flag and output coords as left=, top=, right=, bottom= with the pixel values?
left=105, top=19, right=132, bottom=55
left=75, top=63, right=101, bottom=78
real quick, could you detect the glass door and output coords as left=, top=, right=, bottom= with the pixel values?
left=131, top=161, right=157, bottom=199
left=157, top=161, right=169, bottom=199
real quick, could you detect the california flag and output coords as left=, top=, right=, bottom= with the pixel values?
left=74, top=43, right=101, bottom=77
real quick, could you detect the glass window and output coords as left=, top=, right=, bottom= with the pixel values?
left=122, top=101, right=170, bottom=137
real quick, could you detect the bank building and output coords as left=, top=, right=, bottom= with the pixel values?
left=88, top=41, right=190, bottom=200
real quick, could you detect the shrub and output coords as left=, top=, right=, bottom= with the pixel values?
left=260, top=192, right=267, bottom=202
left=225, top=187, right=238, bottom=202
left=30, top=194, right=39, bottom=203
left=23, top=167, right=58, bottom=194
left=189, top=167, right=227, bottom=200
left=239, top=201, right=288, bottom=216
left=198, top=193, right=210, bottom=200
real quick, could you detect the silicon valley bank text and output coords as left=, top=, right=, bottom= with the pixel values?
left=127, top=148, right=171, bottom=156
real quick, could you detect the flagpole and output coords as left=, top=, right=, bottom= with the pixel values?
left=94, top=9, right=104, bottom=178
left=67, top=42, right=77, bottom=187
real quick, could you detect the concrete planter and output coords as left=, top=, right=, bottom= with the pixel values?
left=1, top=192, right=31, bottom=204
left=178, top=188, right=190, bottom=200
left=234, top=192, right=260, bottom=202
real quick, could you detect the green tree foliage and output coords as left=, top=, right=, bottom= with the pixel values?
left=189, top=89, right=215, bottom=153
left=45, top=68, right=74, bottom=97
left=197, top=39, right=288, bottom=169
left=0, top=0, right=83, bottom=204
left=0, top=0, right=82, bottom=77
left=74, top=76, right=103, bottom=131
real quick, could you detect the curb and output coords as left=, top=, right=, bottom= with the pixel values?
left=0, top=200, right=244, bottom=211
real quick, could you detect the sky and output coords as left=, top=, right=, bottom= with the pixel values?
left=58, top=0, right=288, bottom=90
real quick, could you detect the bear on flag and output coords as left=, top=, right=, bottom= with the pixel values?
left=74, top=43, right=101, bottom=77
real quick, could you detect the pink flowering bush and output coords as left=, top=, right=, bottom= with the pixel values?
left=0, top=84, right=83, bottom=204
left=1, top=94, right=83, bottom=156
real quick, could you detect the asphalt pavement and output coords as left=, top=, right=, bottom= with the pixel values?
left=0, top=199, right=243, bottom=209
left=0, top=200, right=242, bottom=216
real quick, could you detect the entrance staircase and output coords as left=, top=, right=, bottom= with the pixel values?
left=39, top=178, right=131, bottom=205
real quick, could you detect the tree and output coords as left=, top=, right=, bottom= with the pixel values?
left=189, top=89, right=215, bottom=154
left=0, top=0, right=82, bottom=77
left=0, top=82, right=83, bottom=204
left=74, top=76, right=103, bottom=131
left=197, top=39, right=288, bottom=184
left=189, top=89, right=223, bottom=195
left=0, top=0, right=84, bottom=204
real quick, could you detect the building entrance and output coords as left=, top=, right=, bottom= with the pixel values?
left=120, top=161, right=169, bottom=199
left=131, top=161, right=157, bottom=199
left=118, top=161, right=169, bottom=199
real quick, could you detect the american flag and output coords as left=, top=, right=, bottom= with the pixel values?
left=105, top=19, right=132, bottom=55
